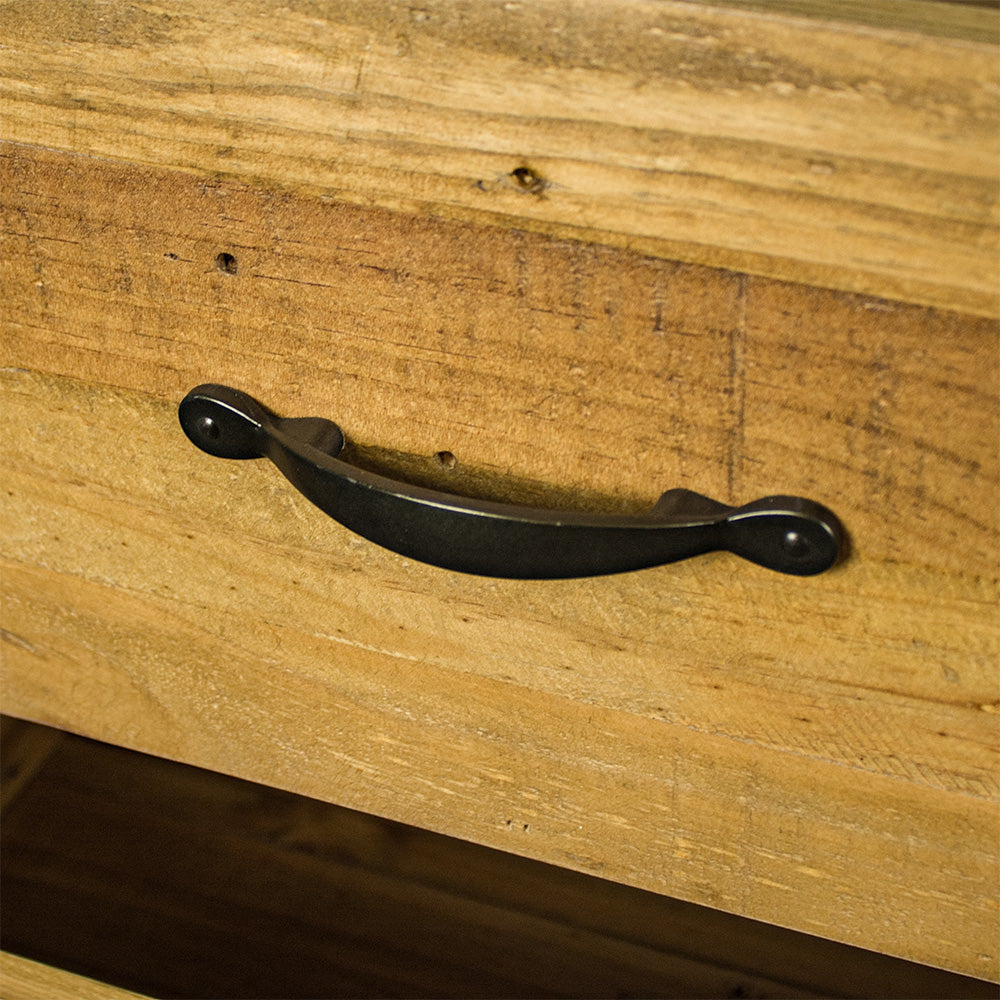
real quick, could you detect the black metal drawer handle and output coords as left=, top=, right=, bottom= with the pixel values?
left=179, top=384, right=843, bottom=578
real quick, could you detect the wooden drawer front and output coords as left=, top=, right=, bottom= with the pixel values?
left=2, top=142, right=997, bottom=980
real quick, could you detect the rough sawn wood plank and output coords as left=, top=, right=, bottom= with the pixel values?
left=1, top=0, right=997, bottom=315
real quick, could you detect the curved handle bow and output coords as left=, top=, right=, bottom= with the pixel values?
left=179, top=384, right=843, bottom=578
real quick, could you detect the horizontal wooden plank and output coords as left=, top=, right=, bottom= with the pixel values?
left=0, top=953, right=150, bottom=1000
left=3, top=144, right=997, bottom=579
left=1, top=0, right=997, bottom=315
left=3, top=717, right=993, bottom=1000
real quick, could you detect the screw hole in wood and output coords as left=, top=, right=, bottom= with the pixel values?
left=216, top=252, right=238, bottom=275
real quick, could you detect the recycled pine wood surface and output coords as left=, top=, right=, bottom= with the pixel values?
left=2, top=716, right=994, bottom=1000
left=1, top=144, right=998, bottom=979
left=1, top=0, right=997, bottom=317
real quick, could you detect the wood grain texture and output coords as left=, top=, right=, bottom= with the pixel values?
left=0, top=953, right=150, bottom=1000
left=3, top=718, right=992, bottom=1000
left=1, top=146, right=997, bottom=978
left=1, top=0, right=997, bottom=316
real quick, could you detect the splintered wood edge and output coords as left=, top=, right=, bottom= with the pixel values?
left=1, top=0, right=997, bottom=316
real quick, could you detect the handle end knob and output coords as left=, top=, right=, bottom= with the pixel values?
left=726, top=497, right=844, bottom=576
left=179, top=384, right=268, bottom=460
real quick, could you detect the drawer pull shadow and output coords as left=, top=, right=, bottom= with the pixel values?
left=179, top=384, right=843, bottom=578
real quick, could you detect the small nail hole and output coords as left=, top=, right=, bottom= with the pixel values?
left=216, top=252, right=238, bottom=275
left=510, top=165, right=546, bottom=194
left=435, top=450, right=457, bottom=470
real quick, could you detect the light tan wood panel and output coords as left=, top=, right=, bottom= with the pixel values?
left=0, top=953, right=150, bottom=1000
left=1, top=0, right=996, bottom=316
left=1, top=150, right=998, bottom=976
